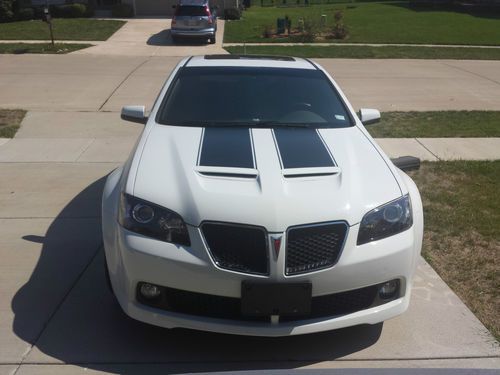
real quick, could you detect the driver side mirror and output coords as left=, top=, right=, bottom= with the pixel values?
left=121, top=105, right=147, bottom=124
left=359, top=108, right=381, bottom=125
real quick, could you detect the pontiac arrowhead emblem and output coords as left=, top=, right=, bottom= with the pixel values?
left=272, top=236, right=282, bottom=258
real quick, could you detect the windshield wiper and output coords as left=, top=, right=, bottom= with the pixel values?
left=171, top=121, right=321, bottom=128
left=248, top=121, right=315, bottom=128
left=173, top=121, right=241, bottom=127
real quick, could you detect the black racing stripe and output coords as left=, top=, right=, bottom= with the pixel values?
left=273, top=128, right=334, bottom=169
left=199, top=127, right=254, bottom=168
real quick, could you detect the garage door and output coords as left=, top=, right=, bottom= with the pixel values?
left=135, top=0, right=175, bottom=16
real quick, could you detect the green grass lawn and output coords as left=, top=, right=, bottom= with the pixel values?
left=226, top=45, right=500, bottom=60
left=225, top=3, right=500, bottom=45
left=0, top=43, right=91, bottom=54
left=367, top=111, right=500, bottom=138
left=409, top=161, right=500, bottom=340
left=0, top=109, right=26, bottom=138
left=0, top=19, right=125, bottom=41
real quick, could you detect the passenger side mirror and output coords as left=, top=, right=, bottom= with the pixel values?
left=121, top=105, right=147, bottom=124
left=359, top=108, right=381, bottom=125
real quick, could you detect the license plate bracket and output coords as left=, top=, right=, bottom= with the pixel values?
left=241, top=282, right=312, bottom=317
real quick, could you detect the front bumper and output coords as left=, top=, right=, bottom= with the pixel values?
left=104, top=217, right=419, bottom=336
left=126, top=296, right=408, bottom=337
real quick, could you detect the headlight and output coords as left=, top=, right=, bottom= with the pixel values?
left=118, top=193, right=191, bottom=246
left=357, top=194, right=412, bottom=245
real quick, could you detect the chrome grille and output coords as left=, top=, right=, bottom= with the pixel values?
left=201, top=222, right=269, bottom=275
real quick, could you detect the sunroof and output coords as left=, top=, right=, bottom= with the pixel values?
left=204, top=54, right=295, bottom=62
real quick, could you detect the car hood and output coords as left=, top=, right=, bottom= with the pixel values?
left=132, top=125, right=401, bottom=231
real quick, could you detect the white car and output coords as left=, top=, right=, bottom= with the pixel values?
left=102, top=55, right=423, bottom=337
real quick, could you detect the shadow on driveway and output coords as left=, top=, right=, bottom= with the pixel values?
left=11, top=176, right=383, bottom=373
left=147, top=29, right=213, bottom=46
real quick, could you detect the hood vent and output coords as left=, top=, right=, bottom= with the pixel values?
left=195, top=166, right=259, bottom=179
left=283, top=167, right=341, bottom=178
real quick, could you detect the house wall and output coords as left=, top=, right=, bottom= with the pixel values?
left=30, top=0, right=238, bottom=16
left=31, top=0, right=66, bottom=5
left=132, top=0, right=175, bottom=16
left=129, top=0, right=239, bottom=16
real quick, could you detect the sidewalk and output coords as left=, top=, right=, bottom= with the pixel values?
left=376, top=137, right=500, bottom=161
left=0, top=40, right=103, bottom=44
left=1, top=134, right=499, bottom=162
left=5, top=40, right=500, bottom=49
left=224, top=42, right=500, bottom=49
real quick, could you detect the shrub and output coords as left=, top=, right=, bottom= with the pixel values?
left=111, top=3, right=134, bottom=17
left=332, top=10, right=348, bottom=39
left=224, top=7, right=241, bottom=20
left=16, top=7, right=34, bottom=20
left=0, top=0, right=15, bottom=22
left=84, top=2, right=95, bottom=17
left=31, top=6, right=45, bottom=19
left=262, top=24, right=272, bottom=38
left=284, top=14, right=291, bottom=34
left=50, top=3, right=87, bottom=18
left=290, top=18, right=319, bottom=42
left=67, top=3, right=86, bottom=17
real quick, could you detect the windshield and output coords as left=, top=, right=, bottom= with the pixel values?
left=156, top=67, right=353, bottom=128
left=175, top=6, right=207, bottom=16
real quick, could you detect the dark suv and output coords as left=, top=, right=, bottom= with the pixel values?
left=171, top=0, right=218, bottom=44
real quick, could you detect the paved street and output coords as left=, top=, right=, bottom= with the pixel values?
left=1, top=55, right=500, bottom=112
left=1, top=50, right=500, bottom=374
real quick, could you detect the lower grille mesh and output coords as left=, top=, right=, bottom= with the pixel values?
left=137, top=283, right=382, bottom=321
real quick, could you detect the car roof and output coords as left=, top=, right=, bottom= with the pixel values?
left=186, top=55, right=318, bottom=70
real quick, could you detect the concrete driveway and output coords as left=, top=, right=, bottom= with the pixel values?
left=74, top=18, right=227, bottom=56
left=0, top=54, right=499, bottom=374
left=1, top=111, right=498, bottom=375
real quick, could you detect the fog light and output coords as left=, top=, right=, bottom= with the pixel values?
left=379, top=280, right=399, bottom=299
left=140, top=283, right=161, bottom=299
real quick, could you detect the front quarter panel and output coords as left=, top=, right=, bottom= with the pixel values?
left=102, top=166, right=127, bottom=303
left=125, top=56, right=191, bottom=196
left=313, top=60, right=408, bottom=196
left=398, top=169, right=424, bottom=276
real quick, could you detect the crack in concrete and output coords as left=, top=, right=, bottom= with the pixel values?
left=415, top=138, right=441, bottom=161
left=12, top=245, right=104, bottom=375
left=98, top=57, right=151, bottom=112
left=75, top=138, right=96, bottom=162
left=6, top=355, right=500, bottom=366
left=442, top=61, right=500, bottom=86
